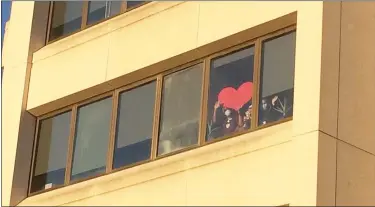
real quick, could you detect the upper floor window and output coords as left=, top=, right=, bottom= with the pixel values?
left=48, top=1, right=148, bottom=42
left=30, top=26, right=296, bottom=195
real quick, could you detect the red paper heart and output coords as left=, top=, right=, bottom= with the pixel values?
left=218, top=82, right=253, bottom=111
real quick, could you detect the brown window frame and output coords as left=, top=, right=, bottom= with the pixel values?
left=29, top=25, right=296, bottom=197
left=46, top=1, right=150, bottom=44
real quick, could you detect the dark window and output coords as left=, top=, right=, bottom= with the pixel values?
left=258, top=31, right=296, bottom=126
left=30, top=111, right=71, bottom=193
left=71, top=97, right=112, bottom=181
left=113, top=82, right=156, bottom=169
left=158, top=64, right=203, bottom=156
left=87, top=1, right=122, bottom=26
left=49, top=2, right=83, bottom=41
left=127, top=1, right=145, bottom=9
left=206, top=47, right=255, bottom=141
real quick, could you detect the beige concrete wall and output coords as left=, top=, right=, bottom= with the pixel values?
left=2, top=1, right=328, bottom=206
left=335, top=2, right=375, bottom=205
left=1, top=2, right=36, bottom=206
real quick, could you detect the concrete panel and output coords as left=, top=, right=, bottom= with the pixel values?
left=1, top=2, right=34, bottom=68
left=336, top=141, right=375, bottom=206
left=105, top=2, right=199, bottom=81
left=338, top=2, right=375, bottom=154
left=2, top=63, right=30, bottom=206
left=185, top=131, right=320, bottom=206
left=316, top=132, right=337, bottom=206
left=318, top=2, right=341, bottom=138
left=27, top=34, right=110, bottom=110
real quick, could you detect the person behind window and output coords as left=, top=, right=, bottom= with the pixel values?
left=208, top=101, right=241, bottom=140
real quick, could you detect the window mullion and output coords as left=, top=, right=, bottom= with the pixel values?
left=198, top=59, right=211, bottom=145
left=150, top=75, right=163, bottom=159
left=106, top=91, right=119, bottom=173
left=251, top=38, right=262, bottom=129
left=46, top=1, right=54, bottom=44
left=121, top=1, right=127, bottom=13
left=81, top=1, right=89, bottom=29
left=64, top=105, right=78, bottom=185
left=27, top=119, right=41, bottom=195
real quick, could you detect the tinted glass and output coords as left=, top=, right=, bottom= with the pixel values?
left=206, top=47, right=255, bottom=141
left=49, top=2, right=83, bottom=41
left=158, top=64, right=203, bottom=156
left=258, top=31, right=296, bottom=126
left=108, top=1, right=122, bottom=17
left=71, top=97, right=112, bottom=181
left=87, top=1, right=106, bottom=25
left=87, top=1, right=122, bottom=26
left=113, top=82, right=156, bottom=169
left=127, top=1, right=145, bottom=9
left=31, top=111, right=71, bottom=193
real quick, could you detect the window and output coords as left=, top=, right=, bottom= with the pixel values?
left=71, top=97, right=112, bottom=181
left=258, top=31, right=296, bottom=126
left=113, top=82, right=156, bottom=169
left=49, top=2, right=84, bottom=41
left=206, top=47, right=255, bottom=141
left=47, top=1, right=149, bottom=42
left=30, top=25, right=296, bottom=194
left=30, top=111, right=71, bottom=193
left=87, top=1, right=121, bottom=26
left=158, top=64, right=203, bottom=156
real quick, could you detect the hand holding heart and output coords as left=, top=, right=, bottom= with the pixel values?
left=217, top=82, right=253, bottom=111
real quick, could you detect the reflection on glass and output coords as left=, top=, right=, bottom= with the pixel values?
left=87, top=1, right=106, bottom=25
left=158, top=64, right=203, bottom=156
left=113, top=82, right=156, bottom=169
left=206, top=47, right=255, bottom=141
left=30, top=111, right=71, bottom=193
left=71, top=97, right=112, bottom=181
left=87, top=1, right=122, bottom=26
left=49, top=2, right=83, bottom=41
left=258, top=31, right=296, bottom=126
left=108, top=1, right=122, bottom=17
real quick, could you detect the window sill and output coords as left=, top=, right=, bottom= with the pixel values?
left=20, top=121, right=293, bottom=206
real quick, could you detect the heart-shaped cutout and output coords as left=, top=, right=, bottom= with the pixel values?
left=218, top=82, right=253, bottom=111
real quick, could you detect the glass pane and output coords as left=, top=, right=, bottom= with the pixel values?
left=113, top=82, right=156, bottom=169
left=258, top=31, right=296, bottom=126
left=108, top=1, right=122, bottom=17
left=158, top=64, right=203, bottom=156
left=71, top=97, right=112, bottom=181
left=127, top=1, right=144, bottom=9
left=49, top=2, right=83, bottom=41
left=87, top=1, right=107, bottom=25
left=31, top=111, right=71, bottom=193
left=206, top=47, right=255, bottom=141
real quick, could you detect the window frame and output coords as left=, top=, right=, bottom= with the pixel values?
left=29, top=25, right=296, bottom=196
left=46, top=1, right=150, bottom=44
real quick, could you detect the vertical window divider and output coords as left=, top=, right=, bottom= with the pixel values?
left=150, top=75, right=163, bottom=159
left=251, top=39, right=262, bottom=129
left=121, top=1, right=128, bottom=13
left=64, top=105, right=78, bottom=185
left=45, top=1, right=54, bottom=44
left=198, top=59, right=211, bottom=145
left=81, top=1, right=89, bottom=29
left=106, top=91, right=119, bottom=173
left=27, top=118, right=41, bottom=195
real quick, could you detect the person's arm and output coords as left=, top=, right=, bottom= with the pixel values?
left=237, top=111, right=243, bottom=128
left=212, top=101, right=220, bottom=123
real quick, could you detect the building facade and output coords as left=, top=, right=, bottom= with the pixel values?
left=2, top=1, right=375, bottom=206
